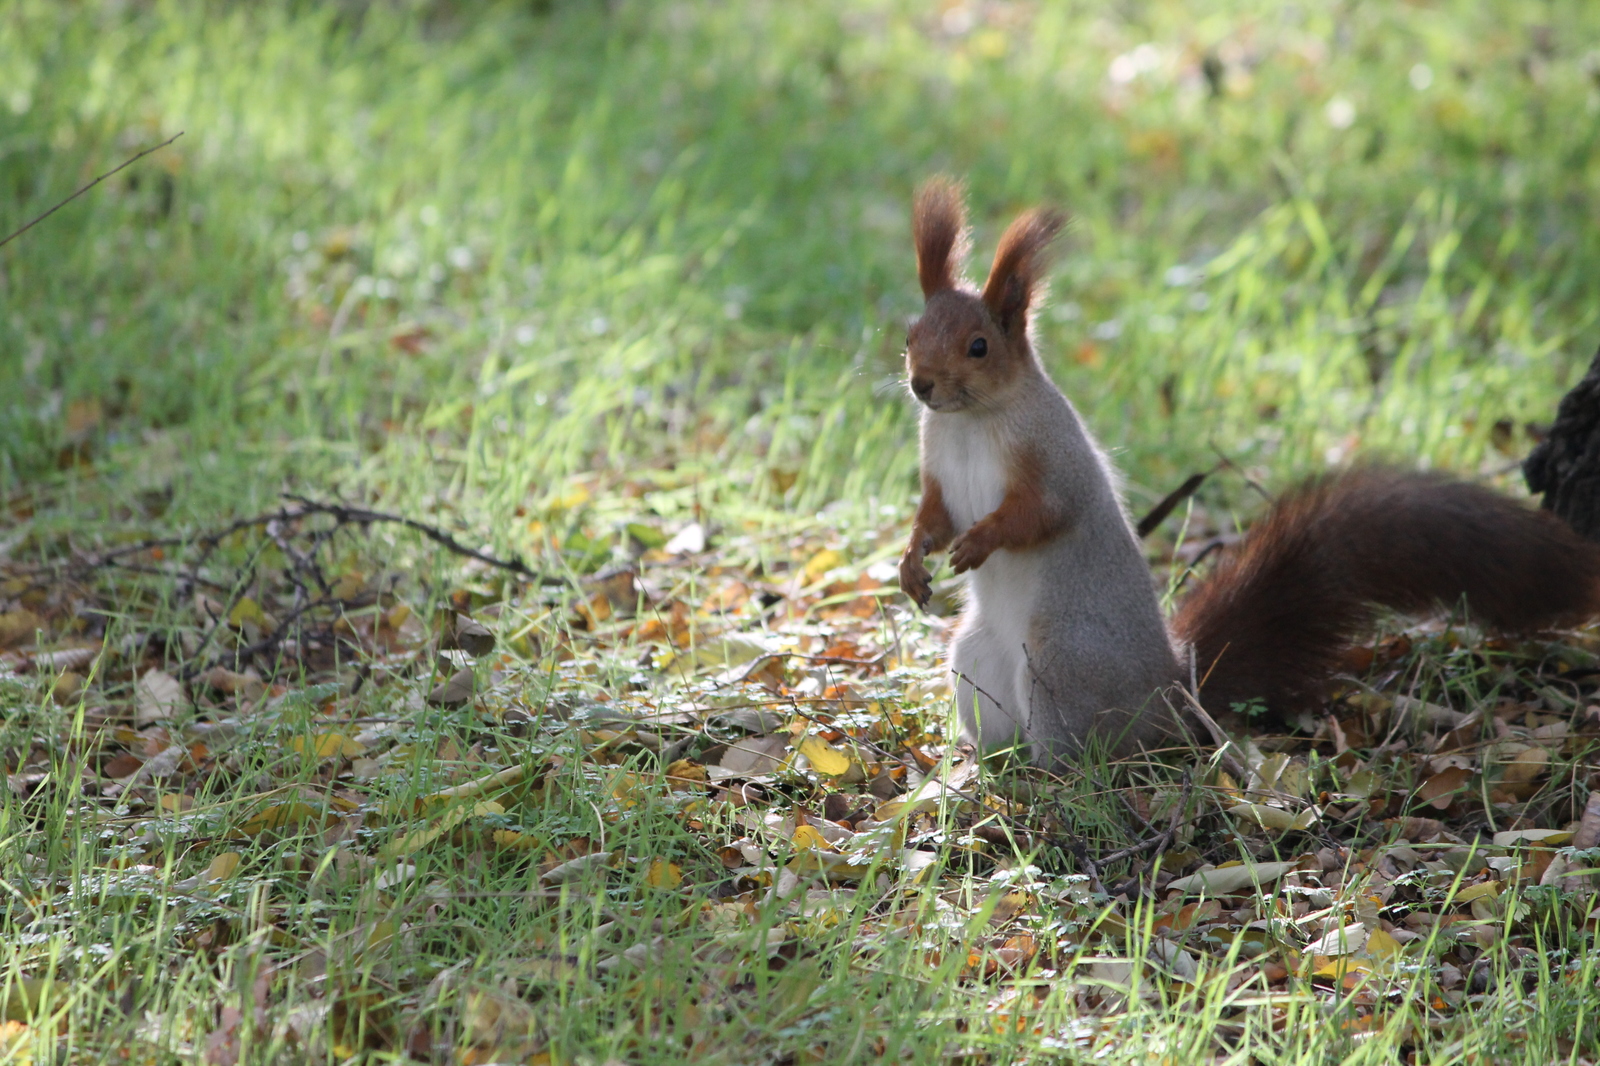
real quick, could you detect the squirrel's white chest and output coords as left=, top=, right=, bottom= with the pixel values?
left=924, top=415, right=1008, bottom=532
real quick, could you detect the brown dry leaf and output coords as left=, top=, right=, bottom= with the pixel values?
left=204, top=667, right=266, bottom=701
left=714, top=734, right=790, bottom=777
left=453, top=613, right=496, bottom=657
left=426, top=667, right=475, bottom=707
left=1417, top=766, right=1472, bottom=809
left=204, top=1005, right=244, bottom=1066
left=63, top=397, right=102, bottom=441
left=1572, top=791, right=1600, bottom=850
left=1501, top=746, right=1549, bottom=784
left=539, top=851, right=614, bottom=885
left=136, top=668, right=186, bottom=726
left=0, top=609, right=41, bottom=648
left=102, top=752, right=143, bottom=779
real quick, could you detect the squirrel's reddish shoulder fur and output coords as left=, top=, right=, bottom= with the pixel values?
left=900, top=177, right=1600, bottom=762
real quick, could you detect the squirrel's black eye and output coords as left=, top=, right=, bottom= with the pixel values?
left=967, top=337, right=988, bottom=359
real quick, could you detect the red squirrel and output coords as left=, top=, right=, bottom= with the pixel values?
left=898, top=177, right=1600, bottom=762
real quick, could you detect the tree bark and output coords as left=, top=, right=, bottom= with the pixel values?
left=1525, top=344, right=1600, bottom=541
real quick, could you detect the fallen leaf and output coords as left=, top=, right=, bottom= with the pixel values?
left=791, top=824, right=830, bottom=851
left=801, top=549, right=844, bottom=585
left=1501, top=746, right=1549, bottom=784
left=663, top=522, right=705, bottom=555
left=1572, top=791, right=1600, bottom=850
left=426, top=667, right=474, bottom=707
left=1363, top=928, right=1402, bottom=958
left=136, top=669, right=185, bottom=725
left=1492, top=828, right=1573, bottom=847
left=0, top=610, right=41, bottom=649
left=1417, top=765, right=1472, bottom=809
left=644, top=860, right=682, bottom=889
left=1167, top=861, right=1295, bottom=896
left=1454, top=880, right=1501, bottom=904
left=206, top=852, right=242, bottom=882
left=713, top=734, right=790, bottom=778
left=1305, top=922, right=1367, bottom=957
left=236, top=802, right=325, bottom=837
left=540, top=851, right=614, bottom=885
left=291, top=732, right=366, bottom=760
left=452, top=614, right=496, bottom=657
left=793, top=734, right=851, bottom=777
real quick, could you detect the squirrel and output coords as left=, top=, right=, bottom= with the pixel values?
left=897, top=177, right=1600, bottom=763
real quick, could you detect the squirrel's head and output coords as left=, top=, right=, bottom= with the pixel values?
left=904, top=177, right=1065, bottom=414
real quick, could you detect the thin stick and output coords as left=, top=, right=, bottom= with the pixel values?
left=0, top=132, right=184, bottom=251
left=281, top=494, right=541, bottom=580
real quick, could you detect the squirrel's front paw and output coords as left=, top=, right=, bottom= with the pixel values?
left=898, top=553, right=933, bottom=609
left=948, top=530, right=994, bottom=574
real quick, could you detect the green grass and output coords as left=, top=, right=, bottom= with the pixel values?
left=7, top=1, right=1600, bottom=523
left=5, top=1, right=1600, bottom=1063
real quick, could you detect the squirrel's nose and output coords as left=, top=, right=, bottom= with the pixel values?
left=910, top=376, right=934, bottom=401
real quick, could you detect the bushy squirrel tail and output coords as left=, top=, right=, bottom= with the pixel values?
left=1172, top=467, right=1600, bottom=718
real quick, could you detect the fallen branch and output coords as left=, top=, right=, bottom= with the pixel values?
left=281, top=495, right=541, bottom=580
left=0, top=132, right=184, bottom=251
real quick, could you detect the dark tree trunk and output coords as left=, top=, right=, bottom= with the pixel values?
left=1525, top=344, right=1600, bottom=541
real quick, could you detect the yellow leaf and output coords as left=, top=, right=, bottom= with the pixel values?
left=645, top=860, right=683, bottom=889
left=1312, top=956, right=1371, bottom=979
left=792, top=824, right=830, bottom=851
left=551, top=484, right=591, bottom=509
left=794, top=734, right=851, bottom=777
left=665, top=759, right=708, bottom=784
left=159, top=793, right=195, bottom=813
left=228, top=597, right=267, bottom=629
left=492, top=829, right=542, bottom=851
left=366, top=920, right=399, bottom=950
left=292, top=732, right=366, bottom=759
left=207, top=851, right=242, bottom=882
left=380, top=800, right=505, bottom=859
left=236, top=802, right=323, bottom=836
left=0, top=1018, right=28, bottom=1062
left=422, top=763, right=527, bottom=805
left=332, top=572, right=365, bottom=600
left=787, top=850, right=873, bottom=882
left=0, top=980, right=43, bottom=1023
left=802, top=549, right=844, bottom=585
left=1364, top=928, right=1402, bottom=958
left=1456, top=881, right=1501, bottom=904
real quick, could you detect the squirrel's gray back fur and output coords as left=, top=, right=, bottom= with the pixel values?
left=924, top=360, right=1183, bottom=761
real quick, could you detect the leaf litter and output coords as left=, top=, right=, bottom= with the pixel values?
left=2, top=481, right=1599, bottom=1063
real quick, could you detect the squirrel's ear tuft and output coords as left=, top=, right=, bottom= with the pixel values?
left=912, top=177, right=970, bottom=298
left=981, top=207, right=1066, bottom=336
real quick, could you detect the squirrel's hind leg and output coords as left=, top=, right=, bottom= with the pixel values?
left=949, top=619, right=1028, bottom=752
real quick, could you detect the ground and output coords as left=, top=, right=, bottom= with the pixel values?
left=2, top=2, right=1600, bottom=1064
